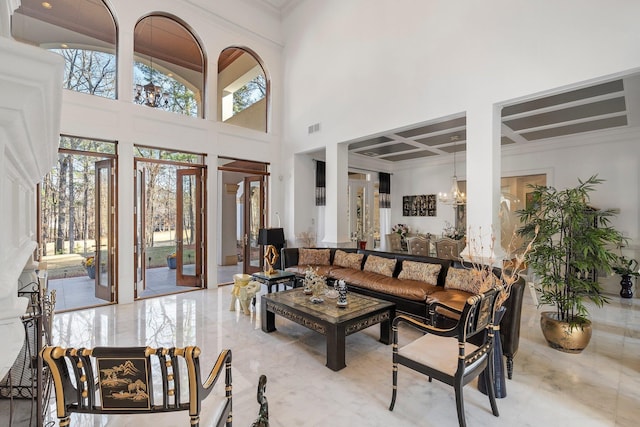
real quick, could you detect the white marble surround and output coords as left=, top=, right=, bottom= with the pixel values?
left=38, top=285, right=640, bottom=427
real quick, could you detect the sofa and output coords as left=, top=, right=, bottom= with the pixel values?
left=280, top=247, right=526, bottom=379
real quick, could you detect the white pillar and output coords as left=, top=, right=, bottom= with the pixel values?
left=323, top=143, right=350, bottom=247
left=463, top=102, right=503, bottom=262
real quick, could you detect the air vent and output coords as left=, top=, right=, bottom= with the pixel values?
left=308, top=123, right=320, bottom=134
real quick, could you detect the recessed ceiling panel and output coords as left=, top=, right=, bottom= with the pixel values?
left=415, top=131, right=467, bottom=147
left=504, top=97, right=626, bottom=131
left=349, top=136, right=393, bottom=150
left=395, top=117, right=466, bottom=138
left=522, top=116, right=628, bottom=141
left=385, top=150, right=438, bottom=162
left=502, top=80, right=624, bottom=116
left=501, top=136, right=516, bottom=145
left=358, top=142, right=416, bottom=156
left=439, top=143, right=467, bottom=154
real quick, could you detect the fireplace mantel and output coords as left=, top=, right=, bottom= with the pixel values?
left=0, top=35, right=62, bottom=380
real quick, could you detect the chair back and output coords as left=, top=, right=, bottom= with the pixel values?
left=435, top=237, right=465, bottom=260
left=41, top=345, right=232, bottom=427
left=385, top=233, right=403, bottom=252
left=457, top=286, right=502, bottom=346
left=406, top=236, right=430, bottom=256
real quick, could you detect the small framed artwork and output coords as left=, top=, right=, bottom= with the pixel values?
left=402, top=196, right=411, bottom=216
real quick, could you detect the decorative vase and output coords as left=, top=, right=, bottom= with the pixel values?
left=358, top=240, right=367, bottom=250
left=86, top=265, right=95, bottom=279
left=619, top=274, right=634, bottom=298
left=540, top=311, right=592, bottom=353
left=337, top=280, right=348, bottom=307
left=310, top=279, right=326, bottom=303
left=478, top=306, right=506, bottom=398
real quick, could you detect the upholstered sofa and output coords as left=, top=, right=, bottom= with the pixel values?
left=280, top=247, right=526, bottom=379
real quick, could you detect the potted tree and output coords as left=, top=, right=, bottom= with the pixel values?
left=517, top=175, right=624, bottom=353
left=613, top=254, right=639, bottom=298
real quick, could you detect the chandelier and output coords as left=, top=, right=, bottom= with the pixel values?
left=438, top=136, right=466, bottom=206
left=134, top=81, right=169, bottom=108
left=133, top=17, right=170, bottom=109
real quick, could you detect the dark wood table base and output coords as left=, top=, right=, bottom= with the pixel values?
left=261, top=289, right=396, bottom=371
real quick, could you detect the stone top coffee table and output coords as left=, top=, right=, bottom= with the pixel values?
left=261, top=288, right=396, bottom=371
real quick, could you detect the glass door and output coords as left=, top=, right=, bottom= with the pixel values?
left=134, top=165, right=146, bottom=297
left=176, top=168, right=203, bottom=287
left=243, top=176, right=264, bottom=274
left=94, top=159, right=114, bottom=301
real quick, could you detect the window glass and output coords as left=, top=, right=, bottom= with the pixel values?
left=12, top=0, right=117, bottom=99
left=133, top=15, right=204, bottom=118
left=218, top=48, right=268, bottom=132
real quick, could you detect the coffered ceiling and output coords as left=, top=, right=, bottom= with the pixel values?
left=348, top=74, right=640, bottom=163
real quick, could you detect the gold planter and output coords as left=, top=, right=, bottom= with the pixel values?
left=539, top=311, right=592, bottom=353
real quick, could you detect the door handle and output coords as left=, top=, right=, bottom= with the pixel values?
left=243, top=234, right=248, bottom=247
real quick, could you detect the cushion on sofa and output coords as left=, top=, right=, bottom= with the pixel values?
left=333, top=250, right=364, bottom=270
left=444, top=267, right=496, bottom=295
left=331, top=268, right=439, bottom=302
left=398, top=260, right=441, bottom=284
left=298, top=248, right=331, bottom=266
left=285, top=265, right=336, bottom=277
left=363, top=255, right=396, bottom=277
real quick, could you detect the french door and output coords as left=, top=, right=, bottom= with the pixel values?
left=176, top=169, right=203, bottom=286
left=243, top=176, right=265, bottom=275
left=94, top=159, right=114, bottom=301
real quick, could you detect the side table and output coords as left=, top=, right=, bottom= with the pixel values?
left=251, top=270, right=297, bottom=293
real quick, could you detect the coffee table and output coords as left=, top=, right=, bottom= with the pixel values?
left=261, top=288, right=396, bottom=371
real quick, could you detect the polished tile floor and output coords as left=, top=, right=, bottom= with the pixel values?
left=28, top=285, right=640, bottom=426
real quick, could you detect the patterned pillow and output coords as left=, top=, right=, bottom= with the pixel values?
left=298, top=248, right=331, bottom=266
left=333, top=250, right=364, bottom=270
left=398, top=261, right=441, bottom=284
left=363, top=255, right=397, bottom=277
left=444, top=267, right=496, bottom=294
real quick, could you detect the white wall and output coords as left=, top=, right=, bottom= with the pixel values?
left=281, top=0, right=640, bottom=295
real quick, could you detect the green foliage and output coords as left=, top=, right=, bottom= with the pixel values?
left=517, top=175, right=623, bottom=325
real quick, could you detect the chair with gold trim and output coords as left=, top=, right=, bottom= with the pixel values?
left=41, top=346, right=233, bottom=427
left=389, top=286, right=503, bottom=427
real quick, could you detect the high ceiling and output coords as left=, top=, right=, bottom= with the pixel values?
left=348, top=74, right=640, bottom=163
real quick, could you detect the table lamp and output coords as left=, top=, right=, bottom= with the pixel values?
left=258, top=228, right=285, bottom=275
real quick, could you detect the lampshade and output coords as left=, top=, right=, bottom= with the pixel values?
left=258, top=228, right=285, bottom=246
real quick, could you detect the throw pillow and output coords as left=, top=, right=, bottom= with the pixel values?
left=398, top=260, right=441, bottom=284
left=298, top=248, right=331, bottom=266
left=333, top=250, right=364, bottom=270
left=363, top=255, right=397, bottom=277
left=444, top=267, right=496, bottom=294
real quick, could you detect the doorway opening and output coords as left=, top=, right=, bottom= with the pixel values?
left=39, top=136, right=117, bottom=312
left=217, top=157, right=269, bottom=285
left=134, top=146, right=206, bottom=299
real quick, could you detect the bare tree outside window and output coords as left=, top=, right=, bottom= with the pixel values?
left=51, top=49, right=116, bottom=98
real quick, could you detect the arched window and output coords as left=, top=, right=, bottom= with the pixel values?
left=218, top=48, right=268, bottom=132
left=12, top=0, right=117, bottom=99
left=133, top=15, right=204, bottom=118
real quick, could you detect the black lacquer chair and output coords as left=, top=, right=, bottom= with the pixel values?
left=41, top=346, right=232, bottom=427
left=389, top=286, right=502, bottom=427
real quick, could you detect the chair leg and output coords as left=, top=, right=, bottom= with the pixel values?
left=190, top=415, right=200, bottom=427
left=389, top=361, right=398, bottom=411
left=454, top=382, right=467, bottom=427
left=506, top=355, right=514, bottom=379
left=486, top=355, right=500, bottom=417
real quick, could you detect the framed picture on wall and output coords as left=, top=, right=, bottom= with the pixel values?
left=427, top=194, right=437, bottom=216
left=402, top=196, right=411, bottom=216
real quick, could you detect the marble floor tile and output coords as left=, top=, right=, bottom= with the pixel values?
left=9, top=286, right=640, bottom=426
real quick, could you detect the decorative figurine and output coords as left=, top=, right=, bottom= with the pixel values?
left=337, top=280, right=348, bottom=307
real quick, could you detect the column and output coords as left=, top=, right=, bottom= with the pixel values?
left=463, top=102, right=504, bottom=263
left=322, top=142, right=350, bottom=247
